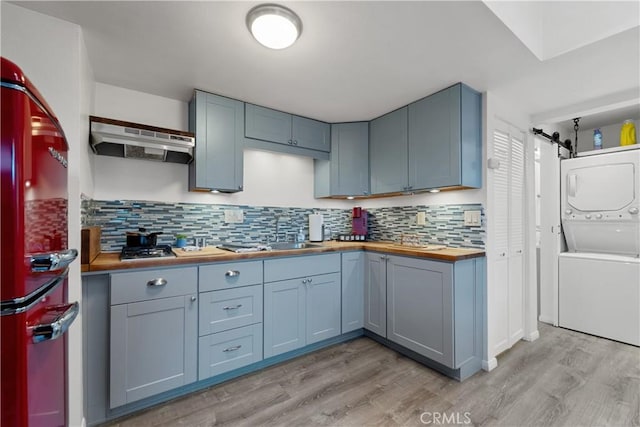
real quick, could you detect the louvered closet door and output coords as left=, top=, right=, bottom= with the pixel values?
left=491, top=128, right=525, bottom=354
left=492, top=130, right=511, bottom=354
left=508, top=133, right=525, bottom=344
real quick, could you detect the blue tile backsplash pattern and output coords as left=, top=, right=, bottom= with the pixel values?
left=82, top=199, right=484, bottom=251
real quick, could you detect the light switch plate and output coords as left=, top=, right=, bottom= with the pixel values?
left=464, top=210, right=481, bottom=226
left=224, top=209, right=244, bottom=223
left=416, top=211, right=427, bottom=225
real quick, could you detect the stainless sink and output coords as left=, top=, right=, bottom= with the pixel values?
left=268, top=242, right=323, bottom=251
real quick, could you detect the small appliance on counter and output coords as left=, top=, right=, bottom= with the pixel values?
left=352, top=207, right=368, bottom=237
left=309, top=213, right=324, bottom=242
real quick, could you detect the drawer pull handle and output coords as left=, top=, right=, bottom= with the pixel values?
left=225, top=270, right=240, bottom=277
left=223, top=304, right=243, bottom=310
left=223, top=345, right=242, bottom=352
left=147, top=278, right=167, bottom=287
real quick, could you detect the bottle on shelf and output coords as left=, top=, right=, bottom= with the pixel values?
left=593, top=128, right=603, bottom=150
left=620, top=120, right=637, bottom=146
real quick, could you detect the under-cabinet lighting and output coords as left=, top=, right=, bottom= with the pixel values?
left=429, top=189, right=440, bottom=193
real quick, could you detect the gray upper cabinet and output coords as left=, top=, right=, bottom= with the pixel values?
left=245, top=104, right=330, bottom=152
left=386, top=256, right=454, bottom=367
left=369, top=107, right=409, bottom=194
left=408, top=83, right=482, bottom=190
left=189, top=90, right=244, bottom=192
left=245, top=104, right=292, bottom=145
left=363, top=252, right=388, bottom=336
left=314, top=122, right=370, bottom=198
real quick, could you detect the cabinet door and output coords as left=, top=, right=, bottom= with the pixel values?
left=306, top=272, right=341, bottom=344
left=408, top=85, right=460, bottom=190
left=332, top=122, right=369, bottom=196
left=110, top=295, right=197, bottom=408
left=370, top=107, right=408, bottom=194
left=263, top=279, right=306, bottom=358
left=342, top=251, right=364, bottom=333
left=245, top=104, right=292, bottom=145
left=363, top=253, right=387, bottom=336
left=386, top=256, right=454, bottom=367
left=189, top=91, right=244, bottom=192
left=292, top=115, right=330, bottom=152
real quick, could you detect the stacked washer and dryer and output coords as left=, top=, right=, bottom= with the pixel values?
left=559, top=145, right=640, bottom=346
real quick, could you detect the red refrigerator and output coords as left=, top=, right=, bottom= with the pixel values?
left=1, top=57, right=79, bottom=427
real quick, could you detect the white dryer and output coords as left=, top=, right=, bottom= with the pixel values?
left=559, top=145, right=640, bottom=346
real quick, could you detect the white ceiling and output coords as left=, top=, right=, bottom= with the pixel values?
left=11, top=1, right=640, bottom=123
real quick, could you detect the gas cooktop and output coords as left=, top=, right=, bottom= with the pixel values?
left=120, top=245, right=176, bottom=260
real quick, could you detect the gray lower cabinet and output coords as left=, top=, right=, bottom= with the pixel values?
left=264, top=254, right=341, bottom=358
left=189, top=90, right=244, bottom=192
left=263, top=278, right=306, bottom=357
left=198, top=324, right=263, bottom=379
left=341, top=251, right=364, bottom=333
left=109, top=267, right=198, bottom=408
left=384, top=255, right=484, bottom=375
left=197, top=261, right=264, bottom=380
left=314, top=122, right=370, bottom=198
left=386, top=256, right=453, bottom=367
left=363, top=252, right=387, bottom=336
left=264, top=272, right=341, bottom=357
left=245, top=103, right=330, bottom=153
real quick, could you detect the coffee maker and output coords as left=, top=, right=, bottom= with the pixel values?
left=352, top=207, right=368, bottom=236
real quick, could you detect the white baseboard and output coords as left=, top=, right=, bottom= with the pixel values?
left=523, top=329, right=540, bottom=342
left=538, top=315, right=557, bottom=326
left=482, top=358, right=498, bottom=371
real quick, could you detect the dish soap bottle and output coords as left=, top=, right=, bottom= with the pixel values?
left=593, top=128, right=603, bottom=150
left=620, top=120, right=636, bottom=146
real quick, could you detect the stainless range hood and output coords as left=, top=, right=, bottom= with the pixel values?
left=90, top=116, right=195, bottom=164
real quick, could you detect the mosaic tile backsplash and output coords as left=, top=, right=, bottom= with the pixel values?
left=82, top=199, right=484, bottom=251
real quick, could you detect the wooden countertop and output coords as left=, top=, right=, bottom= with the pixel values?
left=85, top=241, right=485, bottom=273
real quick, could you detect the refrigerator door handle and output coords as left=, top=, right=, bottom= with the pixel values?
left=32, top=302, right=79, bottom=344
left=31, top=249, right=78, bottom=272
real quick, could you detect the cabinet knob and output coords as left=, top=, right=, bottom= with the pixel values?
left=302, top=279, right=308, bottom=284
left=190, top=296, right=197, bottom=302
left=293, top=140, right=298, bottom=146
left=380, top=255, right=388, bottom=260
left=629, top=207, right=639, bottom=215
left=288, top=139, right=293, bottom=145
left=225, top=270, right=240, bottom=277
left=147, top=278, right=167, bottom=287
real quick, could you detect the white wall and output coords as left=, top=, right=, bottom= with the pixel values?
left=1, top=3, right=95, bottom=427
left=92, top=83, right=352, bottom=209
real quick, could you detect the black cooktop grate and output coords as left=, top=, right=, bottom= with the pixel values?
left=120, top=245, right=175, bottom=260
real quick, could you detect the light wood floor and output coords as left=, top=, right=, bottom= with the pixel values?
left=105, top=324, right=640, bottom=426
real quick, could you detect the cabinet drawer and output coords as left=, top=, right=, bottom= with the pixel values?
left=264, top=253, right=340, bottom=282
left=111, top=267, right=197, bottom=305
left=199, top=285, right=263, bottom=335
left=199, top=261, right=263, bottom=292
left=198, top=323, right=263, bottom=380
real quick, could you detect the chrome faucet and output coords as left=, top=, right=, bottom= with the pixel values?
left=273, top=215, right=290, bottom=242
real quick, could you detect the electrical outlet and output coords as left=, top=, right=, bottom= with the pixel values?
left=224, top=209, right=244, bottom=223
left=416, top=211, right=427, bottom=225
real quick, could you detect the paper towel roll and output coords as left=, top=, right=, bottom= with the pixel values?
left=309, top=214, right=324, bottom=242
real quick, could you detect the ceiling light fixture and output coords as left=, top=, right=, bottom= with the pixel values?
left=246, top=4, right=302, bottom=50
